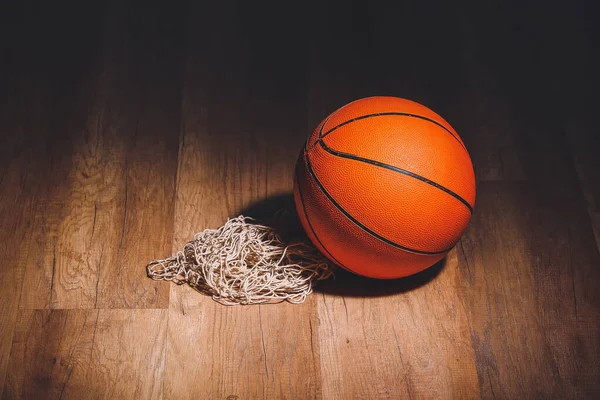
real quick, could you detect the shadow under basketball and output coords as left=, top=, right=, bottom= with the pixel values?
left=313, top=257, right=446, bottom=298
left=238, top=193, right=446, bottom=298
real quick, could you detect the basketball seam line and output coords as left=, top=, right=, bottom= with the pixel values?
left=305, top=146, right=452, bottom=255
left=318, top=139, right=474, bottom=213
left=295, top=157, right=349, bottom=271
left=309, top=114, right=334, bottom=150
left=318, top=111, right=467, bottom=152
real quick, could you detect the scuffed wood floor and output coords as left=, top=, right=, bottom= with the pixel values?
left=1, top=1, right=598, bottom=398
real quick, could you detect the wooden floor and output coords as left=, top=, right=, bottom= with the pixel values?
left=1, top=1, right=599, bottom=398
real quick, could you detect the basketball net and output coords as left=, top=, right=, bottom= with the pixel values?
left=146, top=213, right=333, bottom=305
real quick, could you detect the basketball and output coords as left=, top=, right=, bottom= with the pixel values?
left=293, top=96, right=476, bottom=279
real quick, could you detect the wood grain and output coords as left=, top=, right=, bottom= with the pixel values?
left=0, top=86, right=46, bottom=399
left=16, top=0, right=184, bottom=309
left=0, top=1, right=98, bottom=389
left=566, top=117, right=600, bottom=251
left=5, top=309, right=167, bottom=399
left=306, top=3, right=481, bottom=398
left=315, top=256, right=480, bottom=399
left=163, top=2, right=321, bottom=398
left=458, top=181, right=600, bottom=398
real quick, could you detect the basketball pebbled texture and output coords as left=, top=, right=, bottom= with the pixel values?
left=293, top=96, right=476, bottom=279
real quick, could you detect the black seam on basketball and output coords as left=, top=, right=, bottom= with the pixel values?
left=319, top=111, right=467, bottom=152
left=305, top=148, right=451, bottom=255
left=318, top=113, right=333, bottom=138
left=309, top=114, right=334, bottom=150
left=295, top=148, right=347, bottom=269
left=318, top=139, right=474, bottom=213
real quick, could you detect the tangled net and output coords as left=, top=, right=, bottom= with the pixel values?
left=146, top=215, right=334, bottom=305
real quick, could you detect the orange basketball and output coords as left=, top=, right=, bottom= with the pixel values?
left=293, top=96, right=476, bottom=279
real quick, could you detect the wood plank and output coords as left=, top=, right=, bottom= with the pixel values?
left=445, top=4, right=600, bottom=397
left=315, top=254, right=480, bottom=399
left=18, top=0, right=185, bottom=309
left=0, top=97, right=44, bottom=399
left=457, top=181, right=600, bottom=399
left=4, top=309, right=167, bottom=399
left=565, top=117, right=600, bottom=251
left=163, top=2, right=322, bottom=398
left=306, top=2, right=479, bottom=398
left=0, top=2, right=104, bottom=391
left=166, top=288, right=321, bottom=399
